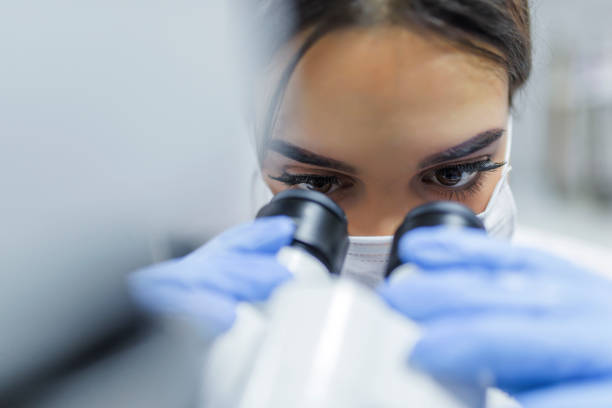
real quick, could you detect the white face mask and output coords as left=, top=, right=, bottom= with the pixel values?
left=340, top=235, right=394, bottom=288
left=339, top=118, right=517, bottom=287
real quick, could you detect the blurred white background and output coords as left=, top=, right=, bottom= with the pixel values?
left=0, top=2, right=258, bottom=406
left=512, top=0, right=612, bottom=248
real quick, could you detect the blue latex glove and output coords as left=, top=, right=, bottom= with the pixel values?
left=378, top=226, right=612, bottom=408
left=128, top=216, right=295, bottom=337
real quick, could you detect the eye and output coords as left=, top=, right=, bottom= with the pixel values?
left=268, top=172, right=347, bottom=194
left=421, top=160, right=505, bottom=189
left=428, top=166, right=479, bottom=188
left=296, top=176, right=339, bottom=193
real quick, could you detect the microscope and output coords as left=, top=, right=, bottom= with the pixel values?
left=201, top=190, right=487, bottom=408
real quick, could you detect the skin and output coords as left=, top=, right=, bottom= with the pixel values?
left=261, top=27, right=509, bottom=236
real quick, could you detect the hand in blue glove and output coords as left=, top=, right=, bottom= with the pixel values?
left=378, top=226, right=612, bottom=408
left=128, top=216, right=296, bottom=338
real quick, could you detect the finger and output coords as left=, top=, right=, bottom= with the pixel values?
left=516, top=377, right=612, bottom=408
left=132, top=255, right=293, bottom=303
left=378, top=270, right=564, bottom=322
left=398, top=226, right=553, bottom=270
left=409, top=315, right=612, bottom=391
left=203, top=216, right=296, bottom=254
left=129, top=278, right=237, bottom=336
left=204, top=253, right=294, bottom=301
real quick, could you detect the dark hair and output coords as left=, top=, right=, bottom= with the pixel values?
left=254, top=0, right=532, bottom=162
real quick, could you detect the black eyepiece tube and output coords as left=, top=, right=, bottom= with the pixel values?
left=385, top=201, right=485, bottom=277
left=256, top=190, right=349, bottom=274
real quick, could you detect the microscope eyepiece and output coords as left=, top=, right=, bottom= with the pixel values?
left=256, top=190, right=349, bottom=274
left=385, top=201, right=485, bottom=276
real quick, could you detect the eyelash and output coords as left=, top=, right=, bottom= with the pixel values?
left=421, top=159, right=505, bottom=200
left=268, top=159, right=505, bottom=199
left=268, top=173, right=346, bottom=194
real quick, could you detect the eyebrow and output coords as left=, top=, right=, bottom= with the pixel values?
left=268, top=139, right=358, bottom=174
left=268, top=128, right=505, bottom=174
left=418, top=128, right=505, bottom=169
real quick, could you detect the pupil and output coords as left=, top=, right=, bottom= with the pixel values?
left=436, top=168, right=462, bottom=186
left=308, top=180, right=331, bottom=192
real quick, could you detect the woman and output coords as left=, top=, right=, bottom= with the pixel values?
left=131, top=1, right=612, bottom=406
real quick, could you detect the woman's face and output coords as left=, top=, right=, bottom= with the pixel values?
left=261, top=27, right=509, bottom=236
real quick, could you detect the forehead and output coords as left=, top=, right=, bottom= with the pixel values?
left=271, top=27, right=509, bottom=170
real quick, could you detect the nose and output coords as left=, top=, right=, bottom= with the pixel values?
left=343, top=196, right=426, bottom=236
